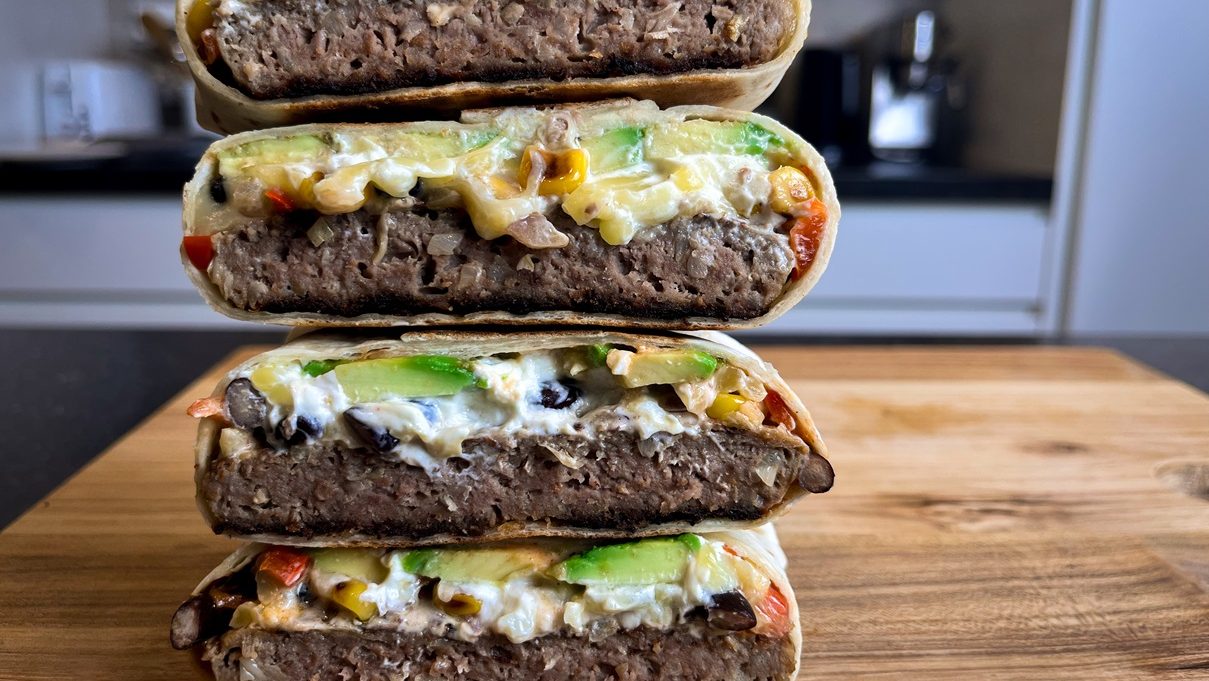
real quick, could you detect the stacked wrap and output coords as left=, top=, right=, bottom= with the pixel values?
left=171, top=1, right=836, bottom=680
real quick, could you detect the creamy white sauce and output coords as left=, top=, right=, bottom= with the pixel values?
left=234, top=350, right=723, bottom=474
left=250, top=537, right=761, bottom=645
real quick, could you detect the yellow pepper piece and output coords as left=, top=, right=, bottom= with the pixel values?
left=768, top=166, right=815, bottom=214
left=707, top=393, right=749, bottom=419
left=435, top=592, right=483, bottom=617
left=331, top=580, right=377, bottom=621
left=185, top=0, right=216, bottom=43
left=249, top=362, right=296, bottom=407
left=519, top=146, right=589, bottom=196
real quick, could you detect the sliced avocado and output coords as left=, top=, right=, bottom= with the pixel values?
left=403, top=546, right=557, bottom=583
left=582, top=127, right=645, bottom=173
left=377, top=129, right=500, bottom=158
left=301, top=359, right=343, bottom=377
left=584, top=344, right=613, bottom=368
left=216, top=135, right=330, bottom=174
left=310, top=548, right=389, bottom=584
left=618, top=350, right=718, bottom=387
left=551, top=535, right=702, bottom=586
left=647, top=120, right=785, bottom=158
left=334, top=355, right=477, bottom=402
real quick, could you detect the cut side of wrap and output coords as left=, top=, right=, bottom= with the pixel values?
left=178, top=0, right=811, bottom=133
left=181, top=101, right=839, bottom=329
left=189, top=329, right=832, bottom=546
left=170, top=528, right=802, bottom=681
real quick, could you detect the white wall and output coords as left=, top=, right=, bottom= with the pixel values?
left=1065, top=0, right=1209, bottom=335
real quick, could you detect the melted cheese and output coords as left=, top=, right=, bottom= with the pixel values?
left=210, top=110, right=797, bottom=245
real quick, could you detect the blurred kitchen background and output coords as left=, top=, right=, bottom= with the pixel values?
left=0, top=1, right=1206, bottom=523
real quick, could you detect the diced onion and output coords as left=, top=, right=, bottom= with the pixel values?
left=517, top=254, right=536, bottom=271
left=427, top=232, right=463, bottom=256
left=307, top=217, right=335, bottom=246
left=506, top=213, right=568, bottom=249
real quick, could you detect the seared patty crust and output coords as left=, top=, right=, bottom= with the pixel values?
left=206, top=623, right=795, bottom=681
left=206, top=210, right=794, bottom=321
left=214, top=0, right=794, bottom=99
left=201, top=426, right=809, bottom=542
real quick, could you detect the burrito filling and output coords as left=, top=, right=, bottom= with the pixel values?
left=191, top=344, right=805, bottom=474
left=171, top=535, right=793, bottom=652
left=182, top=105, right=829, bottom=320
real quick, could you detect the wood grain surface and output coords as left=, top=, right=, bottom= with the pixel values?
left=1, top=345, right=1208, bottom=679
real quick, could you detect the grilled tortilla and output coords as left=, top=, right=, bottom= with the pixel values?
left=177, top=0, right=811, bottom=133
left=188, top=329, right=832, bottom=546
left=171, top=527, right=802, bottom=681
left=181, top=101, right=839, bottom=329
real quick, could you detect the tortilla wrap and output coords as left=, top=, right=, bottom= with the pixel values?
left=181, top=101, right=840, bottom=330
left=180, top=526, right=802, bottom=680
left=194, top=328, right=830, bottom=547
left=177, top=0, right=811, bottom=134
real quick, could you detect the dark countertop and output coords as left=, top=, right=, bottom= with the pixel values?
left=0, top=142, right=1052, bottom=201
left=1, top=329, right=1204, bottom=531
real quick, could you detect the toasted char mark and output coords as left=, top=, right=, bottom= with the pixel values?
left=200, top=427, right=810, bottom=542
left=206, top=624, right=796, bottom=681
left=213, top=0, right=794, bottom=99
left=207, top=211, right=794, bottom=322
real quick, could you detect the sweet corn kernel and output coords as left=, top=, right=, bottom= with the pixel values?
left=768, top=166, right=814, bottom=214
left=540, top=149, right=589, bottom=195
left=331, top=580, right=377, bottom=621
left=517, top=146, right=550, bottom=191
left=435, top=592, right=482, bottom=617
left=518, top=146, right=589, bottom=196
left=707, top=393, right=749, bottom=419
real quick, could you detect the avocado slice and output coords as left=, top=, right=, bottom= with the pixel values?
left=551, top=535, right=701, bottom=585
left=310, top=548, right=389, bottom=584
left=582, top=127, right=645, bottom=174
left=616, top=350, right=718, bottom=387
left=647, top=120, right=785, bottom=158
left=403, top=545, right=558, bottom=583
left=216, top=134, right=330, bottom=175
left=334, top=355, right=477, bottom=402
left=371, top=129, right=500, bottom=159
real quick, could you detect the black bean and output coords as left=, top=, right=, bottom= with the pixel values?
left=536, top=379, right=581, bottom=409
left=275, top=414, right=323, bottom=445
left=209, top=174, right=227, bottom=204
left=224, top=378, right=267, bottom=430
left=344, top=408, right=400, bottom=455
left=798, top=451, right=835, bottom=493
left=171, top=562, right=257, bottom=650
left=707, top=591, right=757, bottom=631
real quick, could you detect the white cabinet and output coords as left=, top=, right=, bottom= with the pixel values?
left=759, top=202, right=1051, bottom=336
left=0, top=196, right=1054, bottom=333
left=0, top=196, right=241, bottom=327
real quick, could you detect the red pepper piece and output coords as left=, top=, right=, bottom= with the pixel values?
left=265, top=188, right=296, bottom=213
left=182, top=235, right=215, bottom=272
left=762, top=390, right=797, bottom=432
left=257, top=547, right=311, bottom=587
left=787, top=199, right=828, bottom=280
left=755, top=583, right=792, bottom=637
left=186, top=396, right=224, bottom=419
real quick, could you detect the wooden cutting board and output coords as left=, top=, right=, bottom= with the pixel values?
left=1, top=346, right=1207, bottom=680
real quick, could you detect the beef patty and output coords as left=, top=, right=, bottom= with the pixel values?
left=201, top=426, right=809, bottom=542
left=213, top=0, right=794, bottom=99
left=206, top=624, right=795, bottom=681
left=206, top=210, right=794, bottom=321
